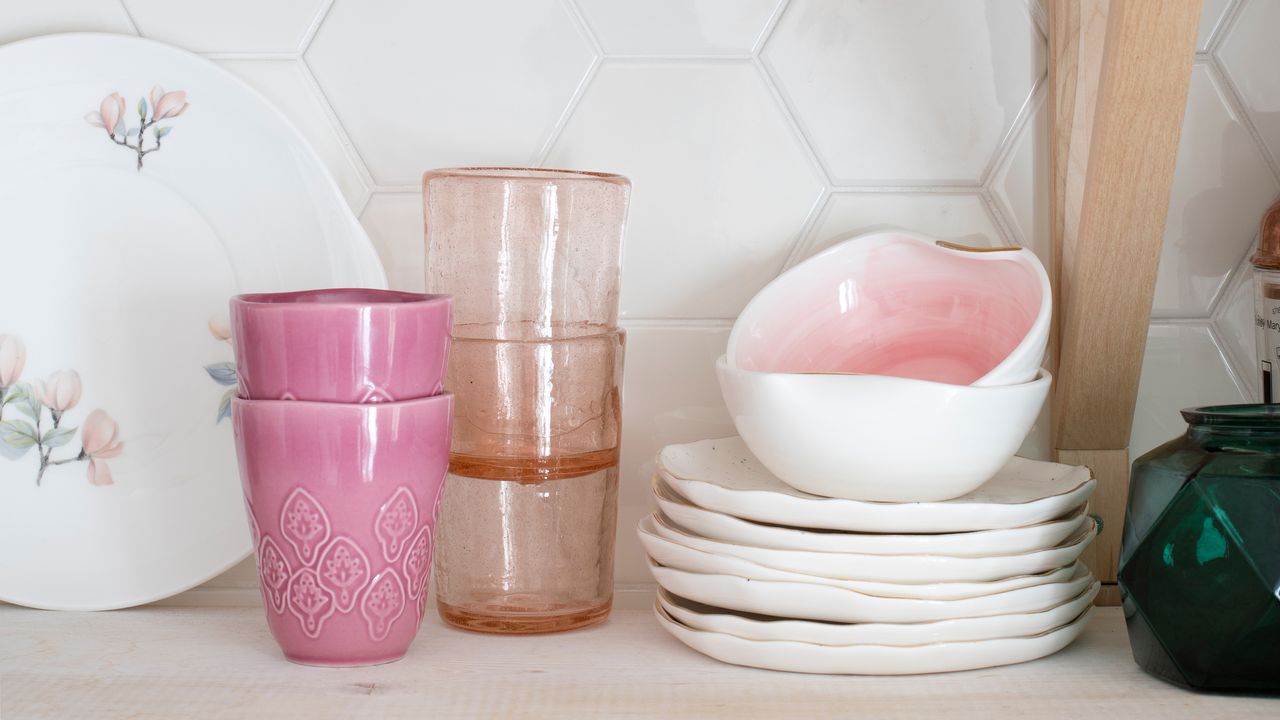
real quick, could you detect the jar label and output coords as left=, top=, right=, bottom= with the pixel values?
left=1255, top=279, right=1280, bottom=402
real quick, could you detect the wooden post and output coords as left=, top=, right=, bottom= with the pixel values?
left=1049, top=0, right=1202, bottom=605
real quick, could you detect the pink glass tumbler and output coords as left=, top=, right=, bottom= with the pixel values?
left=424, top=168, right=630, bottom=634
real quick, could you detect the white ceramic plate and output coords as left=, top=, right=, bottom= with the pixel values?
left=0, top=34, right=385, bottom=610
left=639, top=515, right=1083, bottom=600
left=654, top=477, right=1088, bottom=556
left=647, top=513, right=1097, bottom=584
left=655, top=601, right=1094, bottom=675
left=647, top=558, right=1093, bottom=624
left=658, top=584, right=1100, bottom=647
left=658, top=437, right=1095, bottom=532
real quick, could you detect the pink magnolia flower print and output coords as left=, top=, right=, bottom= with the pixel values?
left=0, top=335, right=124, bottom=487
left=150, top=86, right=189, bottom=121
left=36, top=370, right=82, bottom=413
left=0, top=335, right=25, bottom=386
left=206, top=317, right=237, bottom=424
left=81, top=409, right=124, bottom=486
left=86, top=86, right=189, bottom=170
left=84, top=92, right=125, bottom=134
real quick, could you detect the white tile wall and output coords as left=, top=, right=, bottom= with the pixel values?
left=5, top=0, right=1276, bottom=597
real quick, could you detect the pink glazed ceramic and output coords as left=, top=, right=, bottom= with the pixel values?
left=727, top=231, right=1050, bottom=387
left=230, top=288, right=452, bottom=403
left=232, top=392, right=453, bottom=666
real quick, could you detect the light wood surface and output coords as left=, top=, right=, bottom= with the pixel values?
left=1049, top=0, right=1202, bottom=598
left=1052, top=0, right=1201, bottom=450
left=1, top=606, right=1275, bottom=719
left=1060, top=447, right=1130, bottom=596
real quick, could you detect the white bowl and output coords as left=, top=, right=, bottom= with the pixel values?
left=657, top=439, right=1096, bottom=532
left=727, top=230, right=1051, bottom=388
left=644, top=513, right=1096, bottom=584
left=654, top=600, right=1094, bottom=675
left=653, top=477, right=1090, bottom=556
left=716, top=357, right=1051, bottom=501
left=646, top=558, right=1094, bottom=624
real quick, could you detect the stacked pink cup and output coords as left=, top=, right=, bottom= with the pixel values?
left=228, top=288, right=453, bottom=667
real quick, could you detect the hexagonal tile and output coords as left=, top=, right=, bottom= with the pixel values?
left=0, top=0, right=134, bottom=45
left=1213, top=254, right=1262, bottom=401
left=1131, top=324, right=1246, bottom=459
left=1151, top=63, right=1277, bottom=318
left=575, top=0, right=782, bottom=56
left=122, top=0, right=327, bottom=53
left=1197, top=0, right=1233, bottom=51
left=614, top=322, right=734, bottom=584
left=307, top=0, right=595, bottom=186
left=792, top=192, right=1008, bottom=266
left=359, top=192, right=424, bottom=292
left=217, top=60, right=369, bottom=210
left=545, top=61, right=824, bottom=319
left=1220, top=0, right=1280, bottom=169
left=763, top=0, right=1043, bottom=184
left=990, top=90, right=1050, bottom=263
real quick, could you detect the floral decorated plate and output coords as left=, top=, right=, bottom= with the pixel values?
left=0, top=34, right=385, bottom=610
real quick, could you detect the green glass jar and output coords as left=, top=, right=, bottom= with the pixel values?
left=1119, top=404, right=1280, bottom=693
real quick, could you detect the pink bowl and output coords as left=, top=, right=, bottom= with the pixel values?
left=232, top=392, right=453, bottom=666
left=230, top=288, right=452, bottom=403
left=727, top=231, right=1050, bottom=387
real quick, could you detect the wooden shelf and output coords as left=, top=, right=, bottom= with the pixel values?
left=1, top=605, right=1274, bottom=718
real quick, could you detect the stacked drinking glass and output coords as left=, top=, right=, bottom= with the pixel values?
left=423, top=167, right=631, bottom=634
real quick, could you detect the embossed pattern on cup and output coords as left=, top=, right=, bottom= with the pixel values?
left=230, top=288, right=452, bottom=403
left=232, top=392, right=453, bottom=666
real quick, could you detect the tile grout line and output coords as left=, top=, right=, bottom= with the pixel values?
left=1205, top=320, right=1255, bottom=401
left=535, top=0, right=604, bottom=167
left=750, top=0, right=792, bottom=57
left=1205, top=0, right=1243, bottom=56
left=751, top=55, right=835, bottom=192
left=980, top=72, right=1045, bottom=189
left=114, top=0, right=141, bottom=35
left=983, top=81, right=1046, bottom=250
left=1205, top=233, right=1260, bottom=319
left=979, top=187, right=1020, bottom=249
left=1209, top=247, right=1260, bottom=399
left=1024, top=0, right=1048, bottom=39
left=777, top=186, right=830, bottom=271
left=1205, top=54, right=1280, bottom=185
left=294, top=56, right=380, bottom=197
left=297, top=0, right=337, bottom=54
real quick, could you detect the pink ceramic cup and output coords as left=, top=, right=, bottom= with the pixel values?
left=232, top=392, right=454, bottom=667
left=230, top=288, right=452, bottom=403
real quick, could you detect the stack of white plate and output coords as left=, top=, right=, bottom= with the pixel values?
left=642, top=437, right=1100, bottom=675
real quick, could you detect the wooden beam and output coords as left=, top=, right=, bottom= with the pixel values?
left=1053, top=0, right=1201, bottom=451
left=1050, top=0, right=1201, bottom=599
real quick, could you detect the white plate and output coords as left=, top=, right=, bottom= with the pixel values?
left=647, top=559, right=1093, bottom=624
left=639, top=515, right=1083, bottom=600
left=658, top=583, right=1101, bottom=647
left=0, top=34, right=385, bottom=610
left=647, top=512, right=1096, bottom=584
left=655, top=601, right=1094, bottom=675
left=654, top=477, right=1088, bottom=556
left=658, top=437, right=1095, bottom=532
